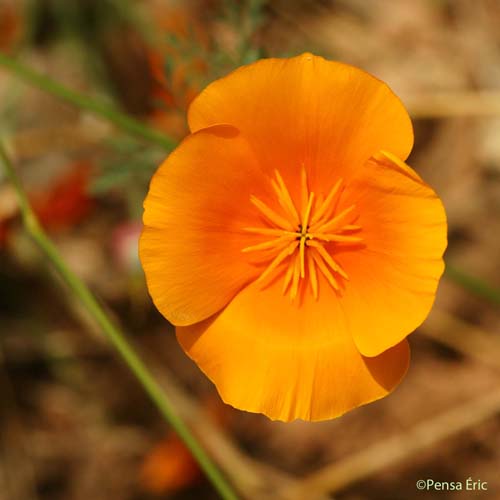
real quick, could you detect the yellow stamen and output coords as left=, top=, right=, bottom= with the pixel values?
left=302, top=192, right=315, bottom=230
left=310, top=178, right=342, bottom=226
left=250, top=195, right=295, bottom=230
left=282, top=257, right=296, bottom=295
left=310, top=249, right=340, bottom=291
left=299, top=191, right=315, bottom=278
left=273, top=170, right=300, bottom=224
left=311, top=204, right=356, bottom=233
left=243, top=227, right=297, bottom=237
left=257, top=240, right=297, bottom=285
left=313, top=233, right=363, bottom=243
left=307, top=240, right=348, bottom=279
left=242, top=234, right=296, bottom=253
left=299, top=237, right=306, bottom=278
left=307, top=252, right=318, bottom=300
left=290, top=253, right=301, bottom=301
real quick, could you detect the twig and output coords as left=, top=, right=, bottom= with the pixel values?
left=0, top=143, right=238, bottom=500
left=0, top=53, right=176, bottom=151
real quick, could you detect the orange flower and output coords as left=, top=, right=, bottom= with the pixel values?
left=140, top=54, right=447, bottom=422
left=0, top=2, right=21, bottom=52
left=140, top=434, right=201, bottom=494
left=32, top=162, right=94, bottom=232
left=147, top=0, right=209, bottom=114
left=139, top=396, right=231, bottom=494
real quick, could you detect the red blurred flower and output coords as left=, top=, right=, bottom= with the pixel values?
left=32, top=162, right=94, bottom=232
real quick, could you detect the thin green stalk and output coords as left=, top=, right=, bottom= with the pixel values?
left=0, top=53, right=175, bottom=151
left=445, top=264, right=500, bottom=307
left=0, top=144, right=238, bottom=500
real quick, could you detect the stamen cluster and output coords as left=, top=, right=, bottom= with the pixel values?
left=243, top=167, right=362, bottom=300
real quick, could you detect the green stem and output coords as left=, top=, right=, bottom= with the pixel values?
left=445, top=264, right=500, bottom=306
left=0, top=53, right=176, bottom=151
left=0, top=144, right=238, bottom=500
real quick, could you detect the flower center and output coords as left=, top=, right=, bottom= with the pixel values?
left=242, top=167, right=362, bottom=300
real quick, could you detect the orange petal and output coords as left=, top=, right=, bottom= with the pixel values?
left=140, top=125, right=266, bottom=326
left=188, top=53, right=413, bottom=193
left=336, top=151, right=447, bottom=357
left=177, top=278, right=410, bottom=422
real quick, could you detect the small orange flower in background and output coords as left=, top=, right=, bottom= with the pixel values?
left=0, top=162, right=94, bottom=248
left=147, top=0, right=209, bottom=119
left=140, top=434, right=201, bottom=494
left=139, top=397, right=230, bottom=494
left=32, top=162, right=94, bottom=232
left=140, top=53, right=447, bottom=422
left=0, top=1, right=22, bottom=53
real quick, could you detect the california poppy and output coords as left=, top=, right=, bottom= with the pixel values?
left=140, top=54, right=447, bottom=422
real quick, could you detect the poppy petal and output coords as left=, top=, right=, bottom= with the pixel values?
left=337, top=151, right=447, bottom=357
left=176, top=279, right=410, bottom=422
left=140, top=124, right=266, bottom=326
left=188, top=53, right=413, bottom=189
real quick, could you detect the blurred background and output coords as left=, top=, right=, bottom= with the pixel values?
left=1, top=0, right=500, bottom=499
